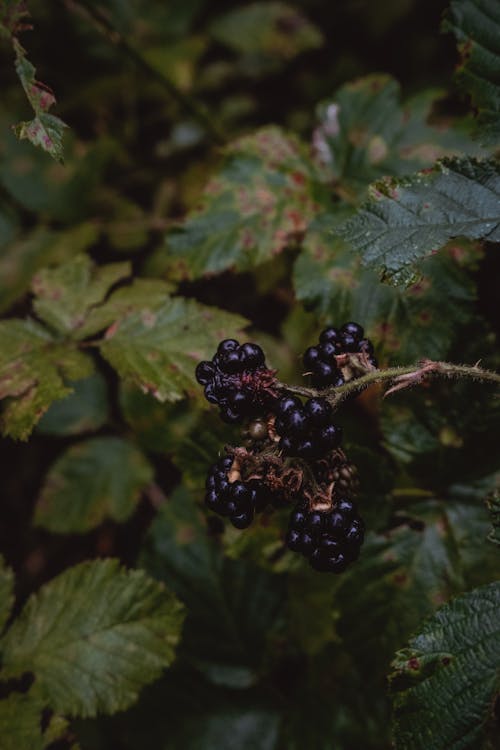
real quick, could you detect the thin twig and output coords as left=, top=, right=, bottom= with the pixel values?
left=63, top=0, right=226, bottom=145
left=277, top=359, right=500, bottom=411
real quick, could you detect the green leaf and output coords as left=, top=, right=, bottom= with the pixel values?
left=0, top=224, right=99, bottom=315
left=389, top=581, right=500, bottom=750
left=140, top=487, right=287, bottom=688
left=36, top=372, right=109, bottom=436
left=210, top=3, right=323, bottom=61
left=0, top=692, right=45, bottom=750
left=0, top=555, right=14, bottom=635
left=294, top=212, right=477, bottom=363
left=313, top=75, right=480, bottom=201
left=163, top=127, right=322, bottom=279
left=336, top=499, right=498, bottom=674
left=99, top=296, right=248, bottom=403
left=443, top=0, right=500, bottom=144
left=0, top=559, right=185, bottom=717
left=34, top=437, right=153, bottom=533
left=337, top=157, right=500, bottom=284
left=76, top=278, right=173, bottom=340
left=0, top=319, right=94, bottom=440
left=11, top=38, right=67, bottom=162
left=32, top=254, right=130, bottom=338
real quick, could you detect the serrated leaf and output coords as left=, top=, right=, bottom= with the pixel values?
left=389, top=581, right=500, bottom=750
left=11, top=38, right=67, bottom=161
left=210, top=3, right=323, bottom=60
left=32, top=254, right=130, bottom=338
left=336, top=499, right=498, bottom=674
left=0, top=692, right=45, bottom=750
left=312, top=75, right=481, bottom=201
left=77, top=278, right=173, bottom=339
left=163, top=127, right=322, bottom=279
left=0, top=555, right=14, bottom=635
left=140, top=487, right=287, bottom=688
left=0, top=319, right=94, bottom=440
left=443, top=0, right=500, bottom=144
left=294, top=212, right=477, bottom=363
left=0, top=559, right=185, bottom=717
left=337, top=157, right=500, bottom=284
left=36, top=372, right=109, bottom=436
left=0, top=224, right=99, bottom=315
left=34, top=437, right=153, bottom=533
left=100, top=296, right=248, bottom=403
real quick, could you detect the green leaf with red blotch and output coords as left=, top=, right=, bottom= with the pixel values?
left=443, top=0, right=500, bottom=144
left=389, top=581, right=500, bottom=750
left=99, top=296, right=248, bottom=403
left=11, top=37, right=67, bottom=162
left=162, top=127, right=324, bottom=279
left=32, top=254, right=130, bottom=338
left=0, top=319, right=94, bottom=440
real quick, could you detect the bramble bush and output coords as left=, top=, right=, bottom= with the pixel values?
left=0, top=0, right=499, bottom=748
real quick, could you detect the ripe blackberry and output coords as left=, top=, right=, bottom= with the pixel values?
left=273, top=396, right=342, bottom=459
left=303, top=321, right=377, bottom=388
left=195, top=339, right=276, bottom=423
left=285, top=497, right=365, bottom=573
left=204, top=455, right=280, bottom=528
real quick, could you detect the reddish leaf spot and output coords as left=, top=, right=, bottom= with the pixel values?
left=408, top=657, right=420, bottom=670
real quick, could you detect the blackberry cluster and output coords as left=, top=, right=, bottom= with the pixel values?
left=204, top=455, right=277, bottom=529
left=195, top=339, right=275, bottom=423
left=273, top=395, right=342, bottom=459
left=286, top=498, right=364, bottom=573
left=303, top=321, right=377, bottom=388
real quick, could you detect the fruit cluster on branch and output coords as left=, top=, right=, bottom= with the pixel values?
left=195, top=323, right=375, bottom=573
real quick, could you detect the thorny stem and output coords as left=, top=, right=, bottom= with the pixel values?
left=276, top=359, right=500, bottom=412
left=64, top=0, right=226, bottom=146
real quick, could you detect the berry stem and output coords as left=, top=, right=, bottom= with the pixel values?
left=277, top=359, right=500, bottom=410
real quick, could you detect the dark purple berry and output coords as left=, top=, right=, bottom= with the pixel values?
left=240, top=342, right=265, bottom=369
left=231, top=510, right=254, bottom=529
left=220, top=406, right=241, bottom=424
left=341, top=322, right=364, bottom=339
left=319, top=327, right=340, bottom=344
left=204, top=384, right=219, bottom=404
left=340, top=332, right=358, bottom=352
left=276, top=394, right=302, bottom=416
left=219, top=349, right=242, bottom=373
left=320, top=341, right=338, bottom=359
left=345, top=518, right=364, bottom=545
left=290, top=509, right=307, bottom=529
left=217, top=339, right=239, bottom=355
left=328, top=511, right=347, bottom=535
left=279, top=435, right=296, bottom=454
left=336, top=498, right=355, bottom=515
left=286, top=409, right=307, bottom=435
left=303, top=346, right=321, bottom=370
left=286, top=529, right=302, bottom=551
left=304, top=398, right=331, bottom=426
left=195, top=361, right=216, bottom=385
